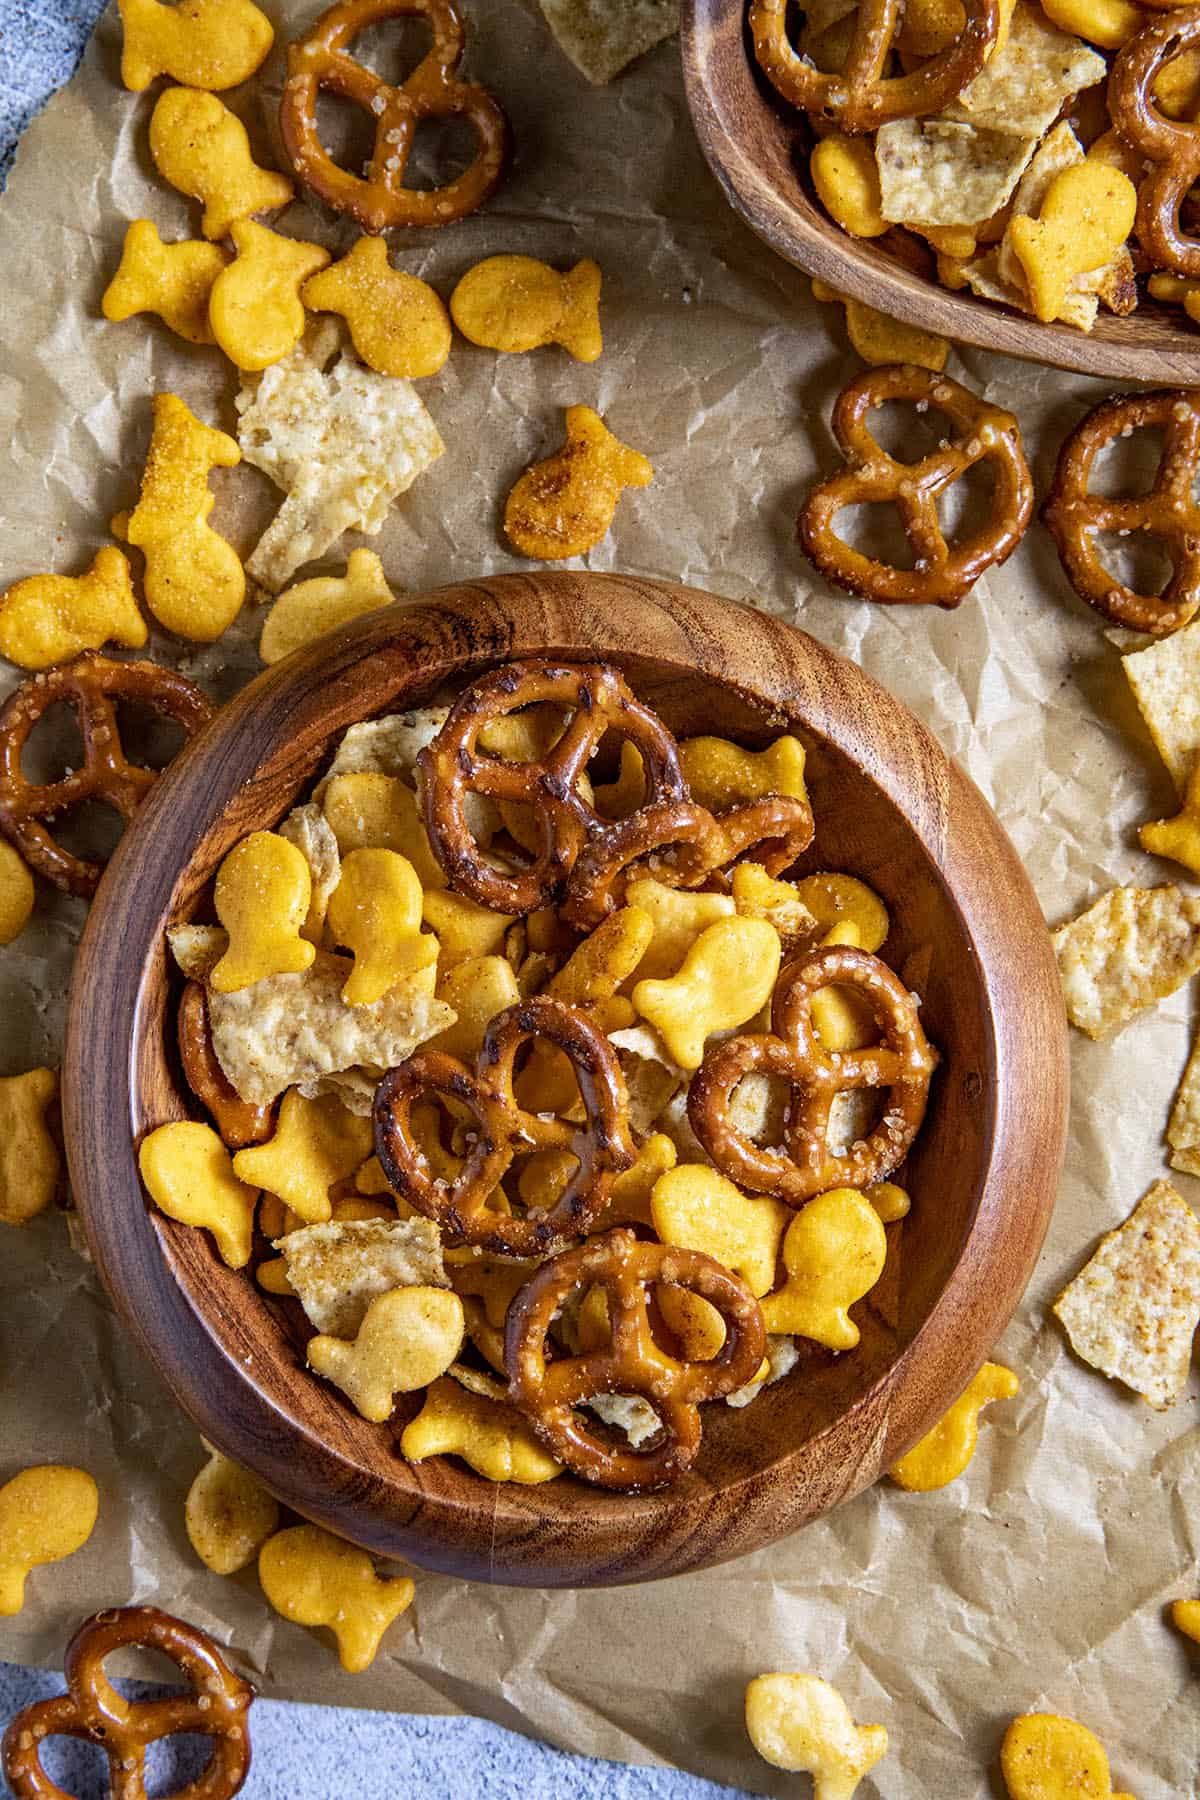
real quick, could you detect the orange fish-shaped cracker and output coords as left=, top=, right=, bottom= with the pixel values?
left=504, top=406, right=652, bottom=560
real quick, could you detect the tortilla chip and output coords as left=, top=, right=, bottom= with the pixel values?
left=538, top=0, right=677, bottom=83
left=1124, top=622, right=1200, bottom=794
left=586, top=1392, right=662, bottom=1444
left=167, top=923, right=229, bottom=980
left=1168, top=1025, right=1200, bottom=1176
left=1053, top=1179, right=1200, bottom=1408
left=877, top=119, right=1037, bottom=227
left=1054, top=884, right=1200, bottom=1038
left=448, top=1360, right=508, bottom=1402
left=209, top=948, right=454, bottom=1105
left=997, top=122, right=1083, bottom=288
left=277, top=802, right=340, bottom=942
left=279, top=1216, right=447, bottom=1337
left=725, top=1334, right=799, bottom=1408
left=315, top=709, right=449, bottom=795
left=945, top=2, right=1106, bottom=138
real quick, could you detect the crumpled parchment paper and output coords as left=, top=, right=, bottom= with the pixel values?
left=1, top=3, right=1199, bottom=1794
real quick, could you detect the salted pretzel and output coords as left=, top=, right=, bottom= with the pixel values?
left=748, top=0, right=999, bottom=133
left=505, top=1228, right=766, bottom=1490
left=418, top=660, right=692, bottom=914
left=1, top=1606, right=253, bottom=1800
left=280, top=0, right=509, bottom=233
left=0, top=653, right=213, bottom=897
left=688, top=943, right=937, bottom=1204
left=1111, top=11, right=1200, bottom=276
left=373, top=994, right=636, bottom=1255
left=1043, top=390, right=1200, bottom=636
left=797, top=365, right=1033, bottom=609
left=178, top=980, right=274, bottom=1149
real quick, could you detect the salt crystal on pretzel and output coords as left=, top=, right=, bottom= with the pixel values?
left=236, top=332, right=444, bottom=592
left=1053, top=884, right=1200, bottom=1038
left=208, top=948, right=453, bottom=1106
left=278, top=1215, right=447, bottom=1337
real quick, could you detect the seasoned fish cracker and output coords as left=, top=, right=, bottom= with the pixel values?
left=278, top=1215, right=447, bottom=1337
left=1054, top=1179, right=1200, bottom=1408
left=1053, top=884, right=1200, bottom=1038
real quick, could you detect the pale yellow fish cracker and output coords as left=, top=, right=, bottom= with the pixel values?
left=1053, top=884, right=1200, bottom=1038
left=278, top=1216, right=447, bottom=1337
left=538, top=0, right=677, bottom=84
left=1124, top=620, right=1200, bottom=794
left=1053, top=1179, right=1200, bottom=1407
left=876, top=119, right=1037, bottom=227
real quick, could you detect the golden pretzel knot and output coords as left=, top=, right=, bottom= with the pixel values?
left=1043, top=389, right=1200, bottom=637
left=0, top=652, right=214, bottom=897
left=280, top=0, right=510, bottom=233
left=178, top=980, right=275, bottom=1149
left=688, top=942, right=937, bottom=1203
left=505, top=1227, right=767, bottom=1490
left=373, top=994, right=636, bottom=1255
left=1, top=1606, right=254, bottom=1800
left=1110, top=10, right=1200, bottom=277
left=748, top=0, right=1000, bottom=132
left=797, top=364, right=1034, bottom=609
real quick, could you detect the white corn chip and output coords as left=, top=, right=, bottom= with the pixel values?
left=209, top=948, right=454, bottom=1105
left=586, top=1392, right=662, bottom=1444
left=298, top=1068, right=379, bottom=1115
left=1053, top=1180, right=1200, bottom=1408
left=1124, top=621, right=1200, bottom=794
left=314, top=708, right=449, bottom=798
left=877, top=118, right=1037, bottom=227
left=167, top=923, right=229, bottom=980
left=726, top=1071, right=789, bottom=1149
left=277, top=802, right=340, bottom=943
left=237, top=338, right=444, bottom=593
left=279, top=1216, right=447, bottom=1338
left=448, top=1361, right=508, bottom=1402
left=538, top=0, right=677, bottom=84
left=945, top=2, right=1106, bottom=138
left=1053, top=885, right=1200, bottom=1038
left=726, top=1335, right=800, bottom=1408
left=1169, top=1026, right=1200, bottom=1176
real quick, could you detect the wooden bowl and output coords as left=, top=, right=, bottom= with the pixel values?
left=681, top=0, right=1200, bottom=383
left=64, top=572, right=1067, bottom=1588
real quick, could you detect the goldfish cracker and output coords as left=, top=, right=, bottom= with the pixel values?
left=810, top=136, right=887, bottom=238
left=259, top=550, right=395, bottom=665
left=914, top=224, right=977, bottom=259
left=890, top=1361, right=1019, bottom=1490
left=937, top=253, right=971, bottom=291
left=791, top=872, right=889, bottom=952
left=102, top=220, right=228, bottom=345
left=422, top=888, right=510, bottom=970
left=1172, top=1598, right=1200, bottom=1643
left=0, top=547, right=145, bottom=672
left=730, top=864, right=817, bottom=945
left=596, top=1133, right=678, bottom=1228
left=1000, top=1714, right=1135, bottom=1800
left=208, top=220, right=330, bottom=373
left=0, top=1466, right=99, bottom=1616
left=258, top=1524, right=414, bottom=1672
left=547, top=907, right=653, bottom=1007
left=0, top=1068, right=60, bottom=1227
left=460, top=1296, right=509, bottom=1376
left=322, top=772, right=446, bottom=890
left=126, top=392, right=244, bottom=642
left=210, top=831, right=315, bottom=993
left=233, top=1089, right=373, bottom=1226
left=450, top=255, right=603, bottom=361
left=149, top=88, right=294, bottom=241
left=427, top=955, right=521, bottom=1062
left=447, top=1255, right=534, bottom=1328
left=185, top=1441, right=279, bottom=1573
left=866, top=1181, right=911, bottom=1223
left=745, top=1674, right=889, bottom=1796
left=307, top=1287, right=465, bottom=1422
left=1008, top=163, right=1137, bottom=324
left=1156, top=46, right=1200, bottom=117
left=810, top=920, right=878, bottom=1051
left=1140, top=759, right=1200, bottom=876
left=256, top=1256, right=295, bottom=1297
left=679, top=733, right=809, bottom=812
left=633, top=916, right=781, bottom=1069
left=0, top=843, right=34, bottom=945
left=651, top=1164, right=788, bottom=1298
left=325, top=848, right=437, bottom=1006
left=302, top=237, right=452, bottom=378
left=504, top=406, right=652, bottom=560
left=842, top=296, right=949, bottom=372
left=401, top=1375, right=562, bottom=1482
left=592, top=740, right=646, bottom=817
left=760, top=1189, right=887, bottom=1349
left=138, top=1121, right=257, bottom=1267
left=898, top=0, right=1015, bottom=55
left=117, top=0, right=272, bottom=90
left=623, top=878, right=735, bottom=980
left=658, top=1286, right=730, bottom=1361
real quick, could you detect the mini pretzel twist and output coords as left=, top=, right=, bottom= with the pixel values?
left=505, top=1227, right=767, bottom=1490
left=178, top=981, right=274, bottom=1149
left=688, top=943, right=937, bottom=1204
left=1, top=1606, right=254, bottom=1800
left=748, top=0, right=999, bottom=132
left=373, top=994, right=636, bottom=1255
left=280, top=0, right=510, bottom=233
left=0, top=653, right=214, bottom=897
left=418, top=660, right=691, bottom=914
left=1043, top=389, right=1200, bottom=636
left=797, top=365, right=1033, bottom=609
left=1110, top=10, right=1200, bottom=276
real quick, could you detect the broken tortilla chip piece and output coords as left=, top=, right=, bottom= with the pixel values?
left=315, top=710, right=449, bottom=796
left=278, top=1216, right=448, bottom=1337
left=1053, top=1179, right=1200, bottom=1408
left=876, top=119, right=1037, bottom=227
left=1168, top=1025, right=1200, bottom=1177
left=538, top=0, right=678, bottom=84
left=944, top=1, right=1106, bottom=139
left=1053, top=884, right=1200, bottom=1038
left=1124, top=621, right=1200, bottom=795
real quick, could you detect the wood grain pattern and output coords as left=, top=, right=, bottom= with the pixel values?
left=681, top=0, right=1200, bottom=383
left=63, top=572, right=1067, bottom=1588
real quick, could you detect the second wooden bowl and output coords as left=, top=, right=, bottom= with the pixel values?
left=64, top=572, right=1067, bottom=1587
left=681, top=0, right=1200, bottom=383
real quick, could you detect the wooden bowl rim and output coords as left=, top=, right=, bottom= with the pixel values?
left=63, top=571, right=1067, bottom=1587
left=679, top=0, right=1200, bottom=383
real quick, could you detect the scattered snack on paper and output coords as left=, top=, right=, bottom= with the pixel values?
left=0, top=1465, right=98, bottom=1615
left=185, top=1441, right=280, bottom=1574
left=1053, top=1179, right=1200, bottom=1408
left=208, top=220, right=330, bottom=373
left=102, top=220, right=229, bottom=346
left=117, top=0, right=272, bottom=91
left=811, top=278, right=949, bottom=371
left=1123, top=618, right=1200, bottom=792
left=0, top=841, right=34, bottom=945
left=302, top=237, right=452, bottom=378
left=0, top=1067, right=60, bottom=1227
left=538, top=0, right=678, bottom=84
left=1000, top=1713, right=1135, bottom=1800
left=450, top=255, right=603, bottom=361
left=744, top=1673, right=889, bottom=1795
left=149, top=87, right=294, bottom=241
left=0, top=547, right=145, bottom=671
left=504, top=405, right=652, bottom=559
left=258, top=1524, right=413, bottom=1671
left=890, top=1361, right=1019, bottom=1490
left=1053, top=884, right=1200, bottom=1038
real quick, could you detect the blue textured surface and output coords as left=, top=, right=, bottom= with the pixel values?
left=0, top=4, right=744, bottom=1795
